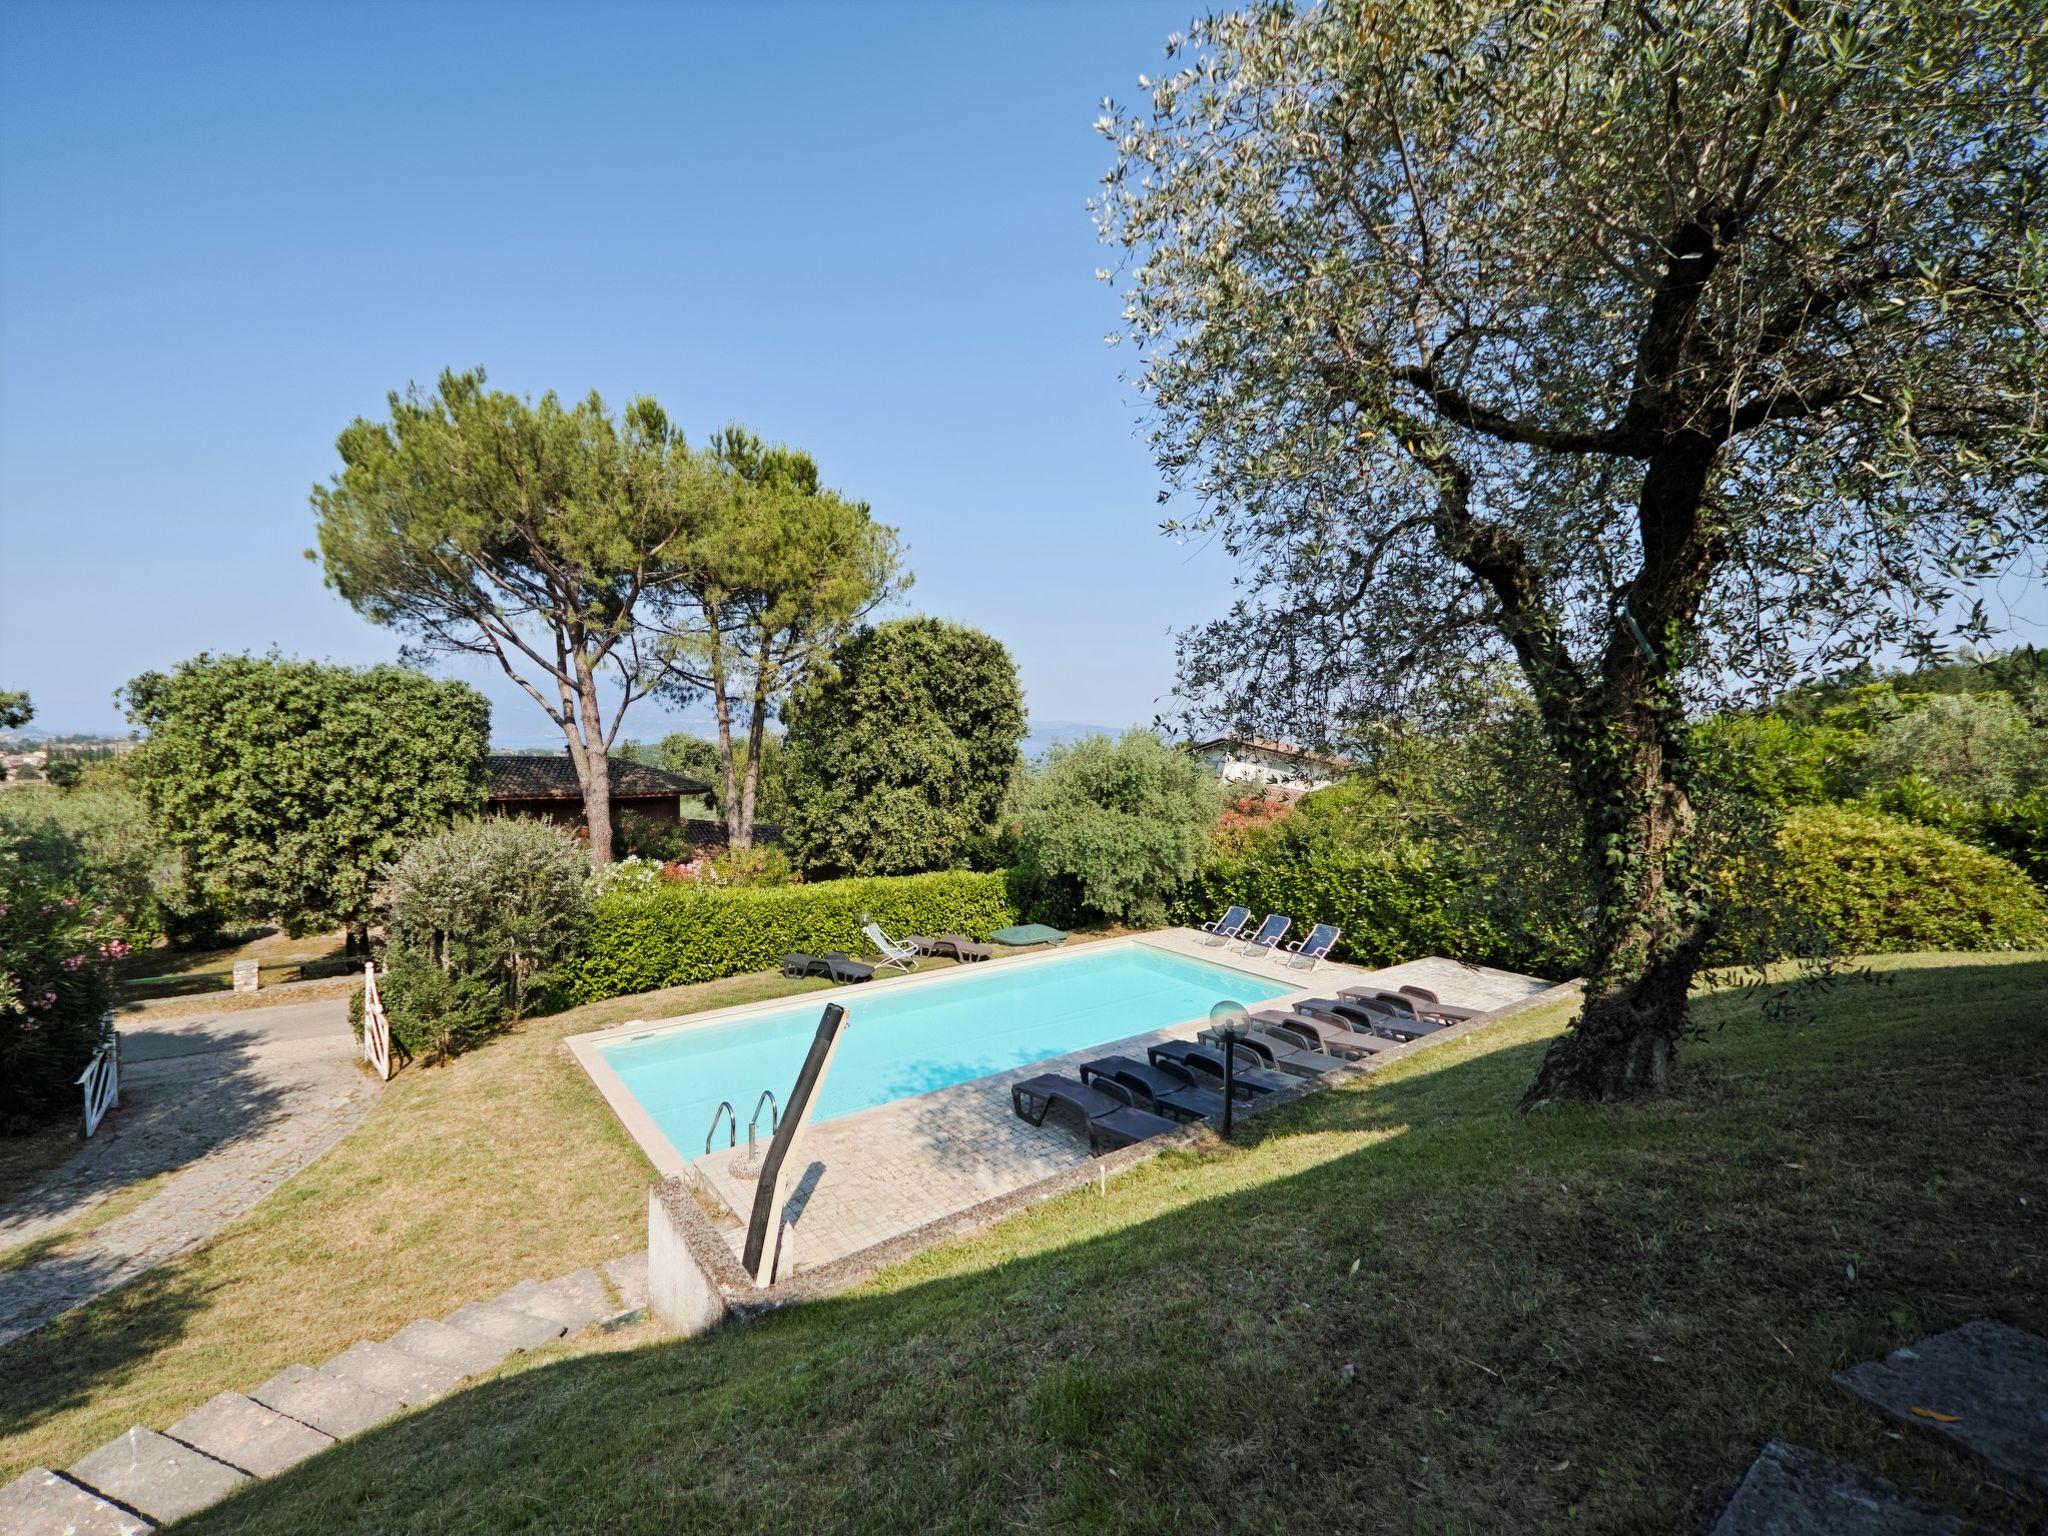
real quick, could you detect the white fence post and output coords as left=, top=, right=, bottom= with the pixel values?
left=361, top=962, right=393, bottom=1082
left=78, top=1020, right=120, bottom=1138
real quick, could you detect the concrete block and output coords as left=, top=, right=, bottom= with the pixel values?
left=167, top=1391, right=333, bottom=1478
left=249, top=1363, right=402, bottom=1440
left=69, top=1426, right=247, bottom=1526
left=0, top=1467, right=152, bottom=1535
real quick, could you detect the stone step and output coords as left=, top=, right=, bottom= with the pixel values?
left=385, top=1318, right=515, bottom=1378
left=445, top=1298, right=570, bottom=1352
left=1710, top=1441, right=1963, bottom=1534
left=1835, top=1320, right=2048, bottom=1489
left=69, top=1426, right=248, bottom=1527
left=319, top=1338, right=467, bottom=1407
left=249, top=1362, right=403, bottom=1441
left=0, top=1467, right=153, bottom=1535
left=498, top=1272, right=609, bottom=1331
left=604, top=1252, right=650, bottom=1312
left=546, top=1266, right=614, bottom=1323
left=167, top=1390, right=334, bottom=1478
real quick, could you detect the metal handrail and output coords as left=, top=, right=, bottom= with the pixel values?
left=705, top=1100, right=736, bottom=1155
left=747, top=1089, right=780, bottom=1161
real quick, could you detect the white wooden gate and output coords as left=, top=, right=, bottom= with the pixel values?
left=78, top=1025, right=120, bottom=1137
left=362, top=962, right=393, bottom=1081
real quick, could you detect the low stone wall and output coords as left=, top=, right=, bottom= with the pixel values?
left=645, top=976, right=1582, bottom=1336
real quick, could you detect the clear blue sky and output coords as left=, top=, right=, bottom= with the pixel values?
left=0, top=0, right=1220, bottom=742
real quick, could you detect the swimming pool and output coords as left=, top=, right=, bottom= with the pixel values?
left=591, top=942, right=1295, bottom=1161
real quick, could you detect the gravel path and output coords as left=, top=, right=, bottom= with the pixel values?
left=0, top=998, right=374, bottom=1347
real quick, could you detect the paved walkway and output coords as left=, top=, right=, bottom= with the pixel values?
left=0, top=998, right=373, bottom=1347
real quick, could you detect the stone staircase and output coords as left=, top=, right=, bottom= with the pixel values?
left=0, top=1253, right=648, bottom=1533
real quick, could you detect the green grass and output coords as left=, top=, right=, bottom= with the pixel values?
left=0, top=966, right=852, bottom=1482
left=155, top=951, right=2046, bottom=1535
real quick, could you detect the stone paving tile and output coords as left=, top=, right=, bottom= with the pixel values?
left=445, top=1298, right=569, bottom=1351
left=167, top=1391, right=333, bottom=1479
left=1708, top=1441, right=1963, bottom=1535
left=385, top=1318, right=513, bottom=1377
left=319, top=1339, right=465, bottom=1407
left=1836, top=1320, right=2048, bottom=1488
left=604, top=1252, right=650, bottom=1311
left=0, top=1467, right=153, bottom=1536
left=69, top=1426, right=248, bottom=1526
left=248, top=1363, right=402, bottom=1440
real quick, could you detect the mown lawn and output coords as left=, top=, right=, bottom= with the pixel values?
left=0, top=967, right=852, bottom=1481
left=154, top=952, right=2048, bottom=1535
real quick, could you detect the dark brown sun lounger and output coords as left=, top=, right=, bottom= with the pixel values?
left=1246, top=1010, right=1379, bottom=1061
left=1011, top=1073, right=1182, bottom=1151
left=1147, top=1039, right=1295, bottom=1097
left=936, top=933, right=992, bottom=963
left=1298, top=996, right=1441, bottom=1043
left=1080, top=1056, right=1226, bottom=1123
left=1200, top=1025, right=1351, bottom=1077
left=818, top=953, right=875, bottom=984
left=1232, top=1018, right=1363, bottom=1071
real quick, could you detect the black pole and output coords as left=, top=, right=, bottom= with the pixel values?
left=741, top=1002, right=847, bottom=1278
left=1221, top=1032, right=1236, bottom=1138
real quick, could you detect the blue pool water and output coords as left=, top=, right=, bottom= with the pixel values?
left=596, top=943, right=1294, bottom=1158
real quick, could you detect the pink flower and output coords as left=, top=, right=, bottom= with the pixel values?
left=63, top=954, right=86, bottom=971
left=100, top=939, right=132, bottom=959
left=60, top=895, right=78, bottom=909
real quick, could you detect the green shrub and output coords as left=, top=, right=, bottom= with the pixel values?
left=376, top=817, right=590, bottom=1056
left=1762, top=806, right=2048, bottom=955
left=571, top=869, right=1014, bottom=1002
left=1013, top=731, right=1223, bottom=927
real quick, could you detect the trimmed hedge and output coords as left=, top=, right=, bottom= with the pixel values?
left=1169, top=838, right=1584, bottom=978
left=570, top=869, right=1015, bottom=1003
left=1765, top=806, right=2048, bottom=955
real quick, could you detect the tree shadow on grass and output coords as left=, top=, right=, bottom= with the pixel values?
left=0, top=1260, right=209, bottom=1474
left=171, top=959, right=2048, bottom=1536
left=0, top=1026, right=295, bottom=1243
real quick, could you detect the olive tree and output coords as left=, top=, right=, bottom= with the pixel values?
left=1098, top=0, right=2048, bottom=1102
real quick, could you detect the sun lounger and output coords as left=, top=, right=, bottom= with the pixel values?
left=1245, top=1011, right=1379, bottom=1063
left=1079, top=1056, right=1226, bottom=1123
left=780, top=953, right=875, bottom=984
left=1390, top=984, right=1486, bottom=1023
left=862, top=922, right=920, bottom=973
left=1199, top=905, right=1252, bottom=947
left=1204, top=1024, right=1353, bottom=1077
left=1298, top=995, right=1440, bottom=1042
left=1281, top=922, right=1341, bottom=969
left=1011, top=1073, right=1183, bottom=1151
left=935, top=932, right=991, bottom=963
left=1147, top=1039, right=1295, bottom=1097
left=1238, top=913, right=1291, bottom=957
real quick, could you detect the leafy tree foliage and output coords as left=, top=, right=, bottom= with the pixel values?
left=1015, top=730, right=1224, bottom=927
left=0, top=768, right=178, bottom=946
left=0, top=690, right=30, bottom=731
left=123, top=655, right=489, bottom=944
left=314, top=369, right=710, bottom=862
left=781, top=619, right=1026, bottom=877
left=1099, top=1, right=2048, bottom=1101
left=655, top=430, right=905, bottom=849
left=649, top=731, right=788, bottom=825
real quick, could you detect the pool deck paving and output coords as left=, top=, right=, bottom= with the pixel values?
left=682, top=933, right=1553, bottom=1273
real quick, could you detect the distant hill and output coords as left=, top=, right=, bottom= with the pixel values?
left=496, top=719, right=1129, bottom=763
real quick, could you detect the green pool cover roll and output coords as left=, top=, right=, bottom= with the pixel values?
left=991, top=923, right=1068, bottom=947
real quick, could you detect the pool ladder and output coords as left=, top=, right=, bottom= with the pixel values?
left=704, top=1100, right=735, bottom=1155
left=747, top=1089, right=780, bottom=1161
left=703, top=1090, right=781, bottom=1162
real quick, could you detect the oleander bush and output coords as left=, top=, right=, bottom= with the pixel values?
left=1, top=834, right=123, bottom=1130
left=1757, top=806, right=2048, bottom=956
left=570, top=869, right=1014, bottom=1002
